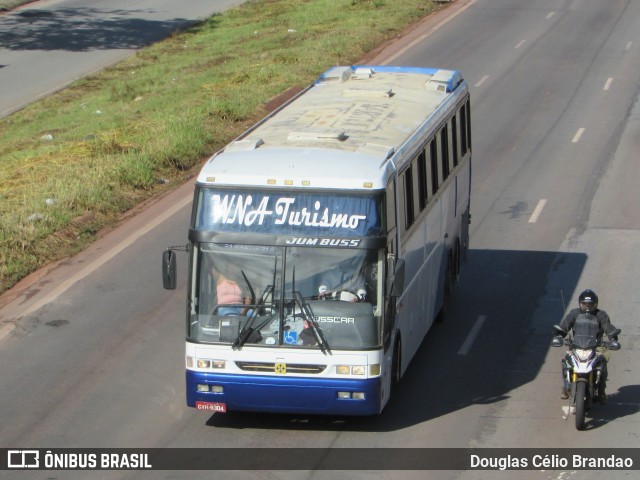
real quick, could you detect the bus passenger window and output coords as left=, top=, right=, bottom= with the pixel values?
left=451, top=115, right=459, bottom=168
left=429, top=138, right=438, bottom=195
left=440, top=126, right=449, bottom=180
left=460, top=104, right=468, bottom=156
left=417, top=150, right=427, bottom=210
left=402, top=166, right=414, bottom=229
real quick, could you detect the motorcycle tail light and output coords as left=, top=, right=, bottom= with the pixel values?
left=575, top=348, right=593, bottom=361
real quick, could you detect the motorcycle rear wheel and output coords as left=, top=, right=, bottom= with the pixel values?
left=575, top=382, right=587, bottom=430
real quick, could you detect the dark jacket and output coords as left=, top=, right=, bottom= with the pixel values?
left=558, top=308, right=620, bottom=344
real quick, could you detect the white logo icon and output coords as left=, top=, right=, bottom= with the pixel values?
left=8, top=450, right=40, bottom=468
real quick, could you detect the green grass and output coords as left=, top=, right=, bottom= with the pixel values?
left=0, top=1, right=32, bottom=11
left=0, top=0, right=443, bottom=294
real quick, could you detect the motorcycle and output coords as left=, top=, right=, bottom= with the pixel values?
left=551, top=325, right=620, bottom=430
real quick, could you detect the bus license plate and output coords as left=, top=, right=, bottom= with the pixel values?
left=195, top=401, right=227, bottom=413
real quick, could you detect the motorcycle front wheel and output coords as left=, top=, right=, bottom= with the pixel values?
left=575, top=382, right=587, bottom=430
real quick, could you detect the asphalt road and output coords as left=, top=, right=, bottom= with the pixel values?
left=0, top=0, right=245, bottom=117
left=1, top=0, right=640, bottom=479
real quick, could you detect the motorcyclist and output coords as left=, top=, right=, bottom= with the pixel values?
left=551, top=289, right=621, bottom=403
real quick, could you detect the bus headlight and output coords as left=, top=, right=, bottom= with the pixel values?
left=196, top=359, right=226, bottom=369
left=337, top=392, right=366, bottom=400
left=336, top=365, right=366, bottom=375
left=197, top=385, right=223, bottom=393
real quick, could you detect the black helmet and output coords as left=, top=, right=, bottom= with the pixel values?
left=578, top=289, right=598, bottom=313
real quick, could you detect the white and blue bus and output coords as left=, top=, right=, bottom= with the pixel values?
left=162, top=65, right=471, bottom=415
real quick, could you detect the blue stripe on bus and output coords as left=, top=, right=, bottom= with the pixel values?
left=187, top=370, right=382, bottom=416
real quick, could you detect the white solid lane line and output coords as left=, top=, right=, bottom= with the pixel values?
left=572, top=128, right=586, bottom=143
left=529, top=199, right=547, bottom=224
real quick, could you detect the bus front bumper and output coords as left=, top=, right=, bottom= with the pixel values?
left=186, top=370, right=383, bottom=416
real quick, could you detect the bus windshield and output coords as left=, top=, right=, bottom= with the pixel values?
left=189, top=243, right=383, bottom=350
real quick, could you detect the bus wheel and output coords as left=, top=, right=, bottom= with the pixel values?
left=453, top=240, right=461, bottom=282
left=445, top=253, right=455, bottom=297
left=437, top=255, right=454, bottom=323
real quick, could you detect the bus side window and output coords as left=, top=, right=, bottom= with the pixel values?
left=417, top=149, right=427, bottom=211
left=466, top=97, right=472, bottom=151
left=439, top=125, right=449, bottom=181
left=401, top=165, right=414, bottom=230
left=428, top=138, right=438, bottom=196
left=450, top=114, right=459, bottom=168
left=459, top=103, right=468, bottom=157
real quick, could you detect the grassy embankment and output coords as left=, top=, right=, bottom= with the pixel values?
left=0, top=1, right=33, bottom=11
left=0, top=0, right=442, bottom=294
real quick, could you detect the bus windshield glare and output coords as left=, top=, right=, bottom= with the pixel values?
left=189, top=243, right=383, bottom=350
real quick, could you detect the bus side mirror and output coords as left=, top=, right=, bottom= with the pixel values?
left=390, top=258, right=405, bottom=297
left=162, top=249, right=177, bottom=290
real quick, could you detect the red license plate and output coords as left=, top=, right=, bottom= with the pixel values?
left=195, top=401, right=227, bottom=413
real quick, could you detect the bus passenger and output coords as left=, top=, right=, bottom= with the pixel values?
left=317, top=284, right=367, bottom=302
left=215, top=267, right=252, bottom=316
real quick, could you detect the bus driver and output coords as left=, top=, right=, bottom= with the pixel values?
left=215, top=266, right=252, bottom=316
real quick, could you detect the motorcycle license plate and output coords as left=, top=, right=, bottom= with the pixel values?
left=195, top=401, right=227, bottom=413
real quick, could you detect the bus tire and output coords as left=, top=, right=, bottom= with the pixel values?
left=445, top=253, right=455, bottom=297
left=437, top=254, right=454, bottom=324
left=461, top=208, right=470, bottom=265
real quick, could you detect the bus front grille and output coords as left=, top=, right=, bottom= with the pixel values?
left=235, top=362, right=327, bottom=374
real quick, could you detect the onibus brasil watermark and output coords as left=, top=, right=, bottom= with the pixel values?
left=6, top=450, right=151, bottom=470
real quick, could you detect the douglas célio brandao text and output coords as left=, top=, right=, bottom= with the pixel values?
left=470, top=453, right=634, bottom=470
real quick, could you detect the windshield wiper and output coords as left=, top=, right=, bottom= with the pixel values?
left=232, top=285, right=273, bottom=350
left=240, top=270, right=255, bottom=305
left=233, top=260, right=277, bottom=350
left=291, top=266, right=333, bottom=355
left=293, top=291, right=331, bottom=355
left=291, top=267, right=331, bottom=354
